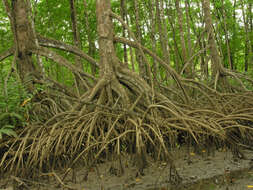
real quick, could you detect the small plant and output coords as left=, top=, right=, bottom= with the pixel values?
left=0, top=124, right=17, bottom=139
left=0, top=65, right=30, bottom=140
left=0, top=112, right=24, bottom=139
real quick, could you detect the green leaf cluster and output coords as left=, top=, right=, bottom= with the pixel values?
left=0, top=64, right=30, bottom=140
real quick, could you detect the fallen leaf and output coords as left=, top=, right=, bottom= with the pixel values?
left=190, top=152, right=195, bottom=156
left=21, top=98, right=31, bottom=107
left=136, top=178, right=141, bottom=182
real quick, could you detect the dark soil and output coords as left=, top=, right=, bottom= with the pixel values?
left=1, top=147, right=253, bottom=190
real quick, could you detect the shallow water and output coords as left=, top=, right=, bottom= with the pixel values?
left=148, top=169, right=253, bottom=190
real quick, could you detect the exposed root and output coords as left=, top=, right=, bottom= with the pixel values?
left=1, top=1, right=253, bottom=186
left=1, top=43, right=253, bottom=183
left=1, top=74, right=253, bottom=179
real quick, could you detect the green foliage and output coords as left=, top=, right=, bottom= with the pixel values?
left=0, top=77, right=30, bottom=113
left=0, top=125, right=17, bottom=139
left=0, top=112, right=23, bottom=139
left=0, top=3, right=12, bottom=53
left=0, top=64, right=31, bottom=140
left=0, top=108, right=26, bottom=139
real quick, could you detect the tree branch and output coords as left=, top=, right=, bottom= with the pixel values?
left=2, top=0, right=12, bottom=20
left=114, top=36, right=189, bottom=103
left=31, top=47, right=97, bottom=82
left=37, top=34, right=98, bottom=67
left=0, top=47, right=14, bottom=62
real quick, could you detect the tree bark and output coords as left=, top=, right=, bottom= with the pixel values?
left=202, top=0, right=221, bottom=78
left=9, top=0, right=38, bottom=92
left=133, top=0, right=147, bottom=80
left=148, top=0, right=158, bottom=82
left=221, top=0, right=233, bottom=70
left=70, top=0, right=84, bottom=95
left=84, top=0, right=97, bottom=76
left=120, top=0, right=128, bottom=65
left=175, top=0, right=191, bottom=77
left=156, top=0, right=170, bottom=65
left=241, top=0, right=252, bottom=72
left=185, top=1, right=194, bottom=73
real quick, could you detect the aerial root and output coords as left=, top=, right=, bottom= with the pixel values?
left=1, top=71, right=253, bottom=180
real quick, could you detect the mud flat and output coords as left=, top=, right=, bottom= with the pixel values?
left=1, top=148, right=253, bottom=190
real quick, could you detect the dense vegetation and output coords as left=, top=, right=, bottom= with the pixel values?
left=0, top=0, right=252, bottom=181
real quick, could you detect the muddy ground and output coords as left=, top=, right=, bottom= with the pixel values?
left=1, top=147, right=253, bottom=190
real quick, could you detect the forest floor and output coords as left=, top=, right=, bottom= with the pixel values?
left=1, top=147, right=253, bottom=190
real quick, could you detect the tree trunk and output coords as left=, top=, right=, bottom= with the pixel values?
left=70, top=0, right=83, bottom=95
left=188, top=0, right=208, bottom=79
left=96, top=0, right=116, bottom=77
left=202, top=0, right=221, bottom=78
left=120, top=0, right=128, bottom=65
left=84, top=0, right=97, bottom=76
left=241, top=0, right=252, bottom=72
left=133, top=0, right=147, bottom=80
left=167, top=10, right=181, bottom=72
left=221, top=0, right=233, bottom=70
left=156, top=0, right=170, bottom=65
left=9, top=0, right=38, bottom=92
left=175, top=0, right=190, bottom=77
left=202, top=0, right=231, bottom=91
left=185, top=1, right=194, bottom=74
left=94, top=0, right=130, bottom=107
left=125, top=9, right=135, bottom=71
left=148, top=0, right=158, bottom=83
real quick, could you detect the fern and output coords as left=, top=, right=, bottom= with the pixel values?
left=0, top=125, right=17, bottom=139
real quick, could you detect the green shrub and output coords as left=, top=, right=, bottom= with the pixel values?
left=0, top=69, right=31, bottom=139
